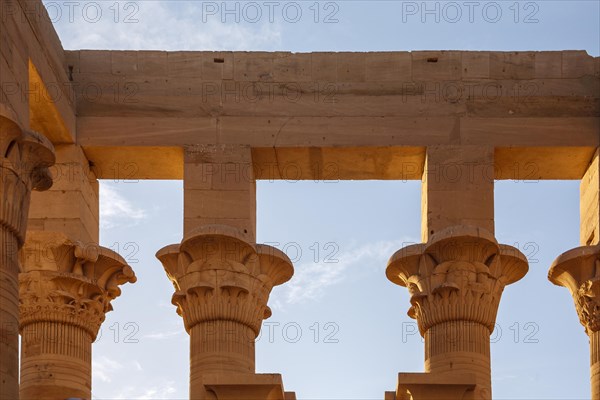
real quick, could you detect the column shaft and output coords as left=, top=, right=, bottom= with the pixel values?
left=20, top=322, right=92, bottom=399
left=191, top=321, right=256, bottom=375
left=0, top=229, right=20, bottom=400
left=425, top=321, right=491, bottom=387
left=592, top=330, right=599, bottom=400
left=190, top=321, right=256, bottom=396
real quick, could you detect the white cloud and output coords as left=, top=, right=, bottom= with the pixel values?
left=142, top=329, right=185, bottom=340
left=100, top=183, right=147, bottom=229
left=49, top=1, right=283, bottom=51
left=92, top=356, right=177, bottom=399
left=113, top=381, right=178, bottom=399
left=133, top=360, right=143, bottom=371
left=92, top=356, right=123, bottom=383
left=279, top=238, right=418, bottom=304
left=283, top=258, right=345, bottom=304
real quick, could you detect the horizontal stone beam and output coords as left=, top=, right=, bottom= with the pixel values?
left=81, top=145, right=597, bottom=181
left=12, top=49, right=581, bottom=181
left=67, top=50, right=599, bottom=180
left=77, top=116, right=599, bottom=148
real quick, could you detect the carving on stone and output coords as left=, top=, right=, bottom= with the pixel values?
left=1, top=116, right=56, bottom=399
left=549, top=244, right=600, bottom=335
left=1, top=127, right=55, bottom=242
left=387, top=226, right=529, bottom=335
left=157, top=225, right=294, bottom=398
left=156, top=225, right=293, bottom=336
left=19, top=231, right=137, bottom=338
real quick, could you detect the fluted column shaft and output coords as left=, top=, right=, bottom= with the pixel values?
left=190, top=321, right=256, bottom=393
left=0, top=229, right=20, bottom=400
left=20, top=322, right=92, bottom=399
left=592, top=330, right=599, bottom=400
left=425, top=321, right=491, bottom=387
left=191, top=321, right=255, bottom=375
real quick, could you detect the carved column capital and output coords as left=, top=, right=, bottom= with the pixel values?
left=549, top=244, right=600, bottom=335
left=386, top=226, right=528, bottom=399
left=156, top=225, right=294, bottom=335
left=386, top=226, right=529, bottom=335
left=1, top=129, right=55, bottom=243
left=19, top=231, right=137, bottom=338
left=157, top=225, right=294, bottom=396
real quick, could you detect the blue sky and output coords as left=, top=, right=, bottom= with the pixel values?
left=43, top=1, right=600, bottom=398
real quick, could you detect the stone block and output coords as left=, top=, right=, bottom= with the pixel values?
left=366, top=52, right=411, bottom=81
left=412, top=51, right=462, bottom=81
left=462, top=52, right=490, bottom=79
left=562, top=51, right=596, bottom=78
left=535, top=52, right=562, bottom=78
left=490, top=52, right=535, bottom=79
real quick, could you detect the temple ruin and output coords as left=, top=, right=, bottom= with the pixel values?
left=0, top=0, right=599, bottom=398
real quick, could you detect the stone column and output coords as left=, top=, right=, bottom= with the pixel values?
left=157, top=145, right=294, bottom=399
left=387, top=227, right=528, bottom=399
left=549, top=149, right=599, bottom=400
left=549, top=245, right=600, bottom=400
left=386, top=146, right=528, bottom=400
left=157, top=226, right=293, bottom=399
left=18, top=231, right=136, bottom=399
left=0, top=115, right=54, bottom=399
